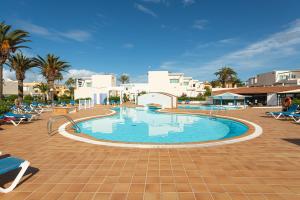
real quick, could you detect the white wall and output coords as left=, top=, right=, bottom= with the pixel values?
left=267, top=93, right=278, bottom=106
left=137, top=93, right=177, bottom=109
left=148, top=71, right=170, bottom=92
left=148, top=71, right=204, bottom=97
left=92, top=75, right=116, bottom=88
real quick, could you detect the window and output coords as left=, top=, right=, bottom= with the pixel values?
left=170, top=79, right=179, bottom=83
left=86, top=82, right=92, bottom=87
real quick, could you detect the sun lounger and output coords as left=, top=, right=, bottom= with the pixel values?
left=288, top=113, right=300, bottom=123
left=0, top=116, right=25, bottom=126
left=0, top=156, right=30, bottom=193
left=4, top=112, right=36, bottom=122
left=267, top=104, right=299, bottom=119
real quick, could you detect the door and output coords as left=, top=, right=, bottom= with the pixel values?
left=93, top=93, right=97, bottom=104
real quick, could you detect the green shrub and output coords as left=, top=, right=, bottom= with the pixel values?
left=178, top=94, right=206, bottom=101
left=4, top=95, right=18, bottom=103
left=0, top=100, right=12, bottom=114
left=292, top=98, right=300, bottom=106
left=24, top=95, right=33, bottom=101
left=109, top=96, right=120, bottom=102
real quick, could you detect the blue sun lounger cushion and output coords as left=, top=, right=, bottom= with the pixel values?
left=0, top=156, right=30, bottom=193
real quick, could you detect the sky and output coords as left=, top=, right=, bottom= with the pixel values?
left=1, top=0, right=300, bottom=83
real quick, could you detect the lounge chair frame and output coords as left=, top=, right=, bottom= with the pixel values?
left=0, top=160, right=30, bottom=193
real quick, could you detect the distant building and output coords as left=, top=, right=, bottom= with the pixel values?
left=148, top=71, right=208, bottom=97
left=3, top=80, right=69, bottom=97
left=247, top=70, right=300, bottom=86
left=74, top=74, right=118, bottom=104
left=74, top=71, right=209, bottom=104
left=212, top=86, right=300, bottom=106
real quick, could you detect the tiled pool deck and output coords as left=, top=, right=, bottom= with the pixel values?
left=0, top=107, right=299, bottom=200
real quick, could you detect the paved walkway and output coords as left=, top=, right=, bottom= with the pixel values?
left=0, top=107, right=299, bottom=200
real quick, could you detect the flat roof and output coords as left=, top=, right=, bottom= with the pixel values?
left=212, top=86, right=300, bottom=95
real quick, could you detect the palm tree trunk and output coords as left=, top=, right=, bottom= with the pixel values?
left=17, top=79, right=24, bottom=102
left=48, top=80, right=55, bottom=102
left=0, top=64, right=3, bottom=100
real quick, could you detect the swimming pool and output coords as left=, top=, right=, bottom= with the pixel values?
left=178, top=105, right=241, bottom=110
left=76, top=107, right=248, bottom=144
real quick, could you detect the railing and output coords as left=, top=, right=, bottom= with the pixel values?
left=47, top=115, right=81, bottom=136
left=78, top=99, right=94, bottom=110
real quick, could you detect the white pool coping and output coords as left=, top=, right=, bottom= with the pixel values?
left=58, top=110, right=263, bottom=149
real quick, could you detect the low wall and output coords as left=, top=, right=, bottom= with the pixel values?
left=137, top=93, right=177, bottom=108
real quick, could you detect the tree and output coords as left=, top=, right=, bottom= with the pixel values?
left=0, top=22, right=30, bottom=99
left=118, top=74, right=129, bottom=84
left=6, top=52, right=36, bottom=102
left=214, top=67, right=237, bottom=88
left=33, top=82, right=48, bottom=102
left=204, top=86, right=212, bottom=96
left=232, top=77, right=245, bottom=87
left=33, top=54, right=70, bottom=102
left=65, top=77, right=75, bottom=99
left=210, top=80, right=221, bottom=88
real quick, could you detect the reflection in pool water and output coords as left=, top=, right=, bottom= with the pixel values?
left=77, top=107, right=248, bottom=143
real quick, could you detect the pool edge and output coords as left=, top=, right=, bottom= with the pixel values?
left=58, top=109, right=263, bottom=149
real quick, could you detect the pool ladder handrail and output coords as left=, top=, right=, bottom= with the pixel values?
left=209, top=107, right=217, bottom=119
left=47, top=115, right=81, bottom=136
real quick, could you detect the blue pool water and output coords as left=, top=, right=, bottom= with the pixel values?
left=76, top=107, right=248, bottom=144
left=178, top=105, right=240, bottom=110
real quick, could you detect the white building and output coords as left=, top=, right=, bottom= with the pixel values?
left=74, top=74, right=118, bottom=104
left=148, top=71, right=206, bottom=97
left=247, top=70, right=300, bottom=86
left=74, top=71, right=208, bottom=104
left=120, top=83, right=149, bottom=101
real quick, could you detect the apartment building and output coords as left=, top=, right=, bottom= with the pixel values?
left=74, top=74, right=117, bottom=104
left=74, top=71, right=209, bottom=104
left=3, top=80, right=69, bottom=97
left=148, top=71, right=207, bottom=97
left=247, top=70, right=300, bottom=86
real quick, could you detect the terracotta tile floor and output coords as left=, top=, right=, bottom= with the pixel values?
left=0, top=107, right=299, bottom=200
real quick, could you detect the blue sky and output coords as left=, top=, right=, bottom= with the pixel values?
left=1, top=0, right=300, bottom=83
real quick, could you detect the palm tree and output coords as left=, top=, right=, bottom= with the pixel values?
left=214, top=67, right=237, bottom=88
left=0, top=22, right=30, bottom=99
left=33, top=82, right=48, bottom=102
left=210, top=80, right=221, bottom=88
left=65, top=77, right=75, bottom=99
left=6, top=53, right=36, bottom=102
left=33, top=54, right=70, bottom=102
left=118, top=74, right=129, bottom=84
left=232, top=77, right=244, bottom=87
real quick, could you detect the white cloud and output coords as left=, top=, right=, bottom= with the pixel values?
left=131, top=74, right=148, bottom=83
left=160, top=61, right=178, bottom=70
left=65, top=69, right=99, bottom=80
left=59, top=30, right=91, bottom=42
left=16, top=20, right=92, bottom=42
left=134, top=3, right=158, bottom=18
left=182, top=0, right=195, bottom=7
left=192, top=19, right=208, bottom=30
left=16, top=20, right=50, bottom=36
left=3, top=68, right=15, bottom=81
left=122, top=43, right=135, bottom=49
left=4, top=68, right=100, bottom=83
left=160, top=19, right=300, bottom=80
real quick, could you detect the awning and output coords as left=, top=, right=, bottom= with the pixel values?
left=212, top=92, right=249, bottom=100
left=278, top=89, right=300, bottom=94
